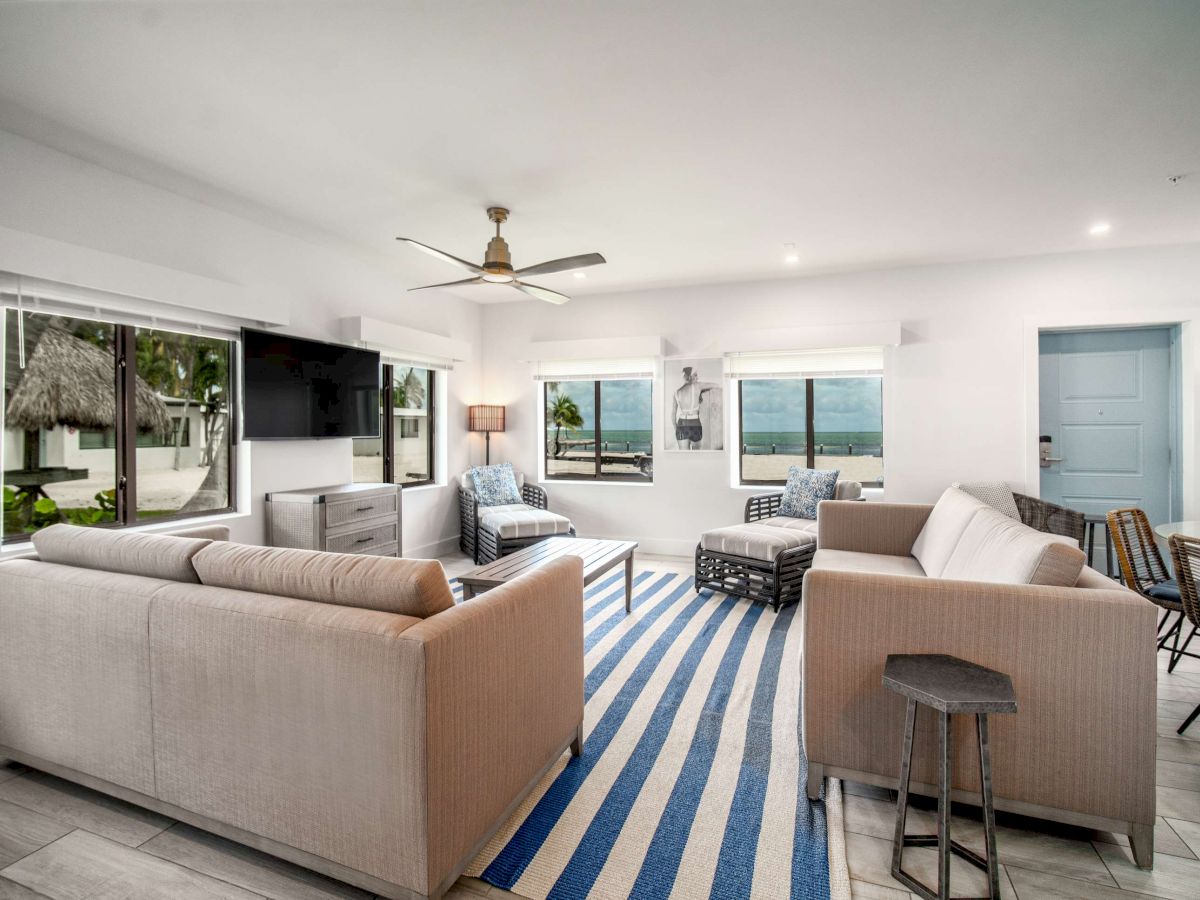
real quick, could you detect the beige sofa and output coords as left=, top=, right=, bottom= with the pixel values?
left=801, top=488, right=1157, bottom=867
left=0, top=524, right=585, bottom=899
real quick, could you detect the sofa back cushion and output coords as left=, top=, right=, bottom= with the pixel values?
left=940, top=504, right=1085, bottom=586
left=191, top=542, right=455, bottom=618
left=31, top=523, right=211, bottom=583
left=910, top=487, right=987, bottom=578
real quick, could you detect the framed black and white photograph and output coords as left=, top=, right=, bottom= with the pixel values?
left=663, top=357, right=724, bottom=451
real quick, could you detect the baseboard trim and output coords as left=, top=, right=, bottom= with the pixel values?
left=405, top=533, right=462, bottom=560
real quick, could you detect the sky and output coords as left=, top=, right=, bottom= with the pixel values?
left=548, top=377, right=882, bottom=433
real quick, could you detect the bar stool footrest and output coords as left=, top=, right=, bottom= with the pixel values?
left=894, top=836, right=992, bottom=900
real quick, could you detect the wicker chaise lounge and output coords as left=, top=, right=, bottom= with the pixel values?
left=694, top=480, right=862, bottom=611
left=459, top=471, right=575, bottom=564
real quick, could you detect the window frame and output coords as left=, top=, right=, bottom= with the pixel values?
left=542, top=379, right=654, bottom=483
left=378, top=363, right=436, bottom=488
left=737, top=375, right=883, bottom=487
left=2, top=317, right=239, bottom=545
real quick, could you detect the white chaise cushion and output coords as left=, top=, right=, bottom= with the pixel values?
left=940, top=504, right=1085, bottom=586
left=833, top=480, right=862, bottom=501
left=910, top=486, right=990, bottom=578
left=478, top=504, right=572, bottom=540
left=758, top=516, right=820, bottom=535
left=701, top=522, right=816, bottom=562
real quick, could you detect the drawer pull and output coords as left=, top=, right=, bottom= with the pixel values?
left=355, top=505, right=375, bottom=512
left=355, top=536, right=375, bottom=544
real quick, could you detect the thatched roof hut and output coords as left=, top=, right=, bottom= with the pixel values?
left=5, top=326, right=172, bottom=435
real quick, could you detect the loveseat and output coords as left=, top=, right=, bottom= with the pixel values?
left=801, top=487, right=1157, bottom=867
left=0, top=524, right=585, bottom=899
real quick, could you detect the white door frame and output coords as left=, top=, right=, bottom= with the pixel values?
left=1022, top=307, right=1199, bottom=519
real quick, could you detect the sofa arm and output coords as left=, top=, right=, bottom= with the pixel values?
left=400, top=555, right=584, bottom=892
left=801, top=568, right=1156, bottom=829
left=816, top=500, right=933, bottom=556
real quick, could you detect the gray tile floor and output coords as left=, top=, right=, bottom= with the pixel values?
left=0, top=551, right=1196, bottom=899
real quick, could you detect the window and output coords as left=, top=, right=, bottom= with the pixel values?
left=738, top=375, right=883, bottom=486
left=352, top=364, right=435, bottom=487
left=544, top=380, right=653, bottom=481
left=80, top=418, right=190, bottom=450
left=3, top=310, right=235, bottom=542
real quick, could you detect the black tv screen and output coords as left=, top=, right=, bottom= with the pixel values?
left=241, top=329, right=380, bottom=439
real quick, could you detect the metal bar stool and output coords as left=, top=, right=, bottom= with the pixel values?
left=1083, top=513, right=1116, bottom=578
left=884, top=654, right=1018, bottom=900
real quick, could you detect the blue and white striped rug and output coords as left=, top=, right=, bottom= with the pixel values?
left=450, top=570, right=847, bottom=900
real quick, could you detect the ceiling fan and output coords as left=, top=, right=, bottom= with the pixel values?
left=397, top=207, right=605, bottom=304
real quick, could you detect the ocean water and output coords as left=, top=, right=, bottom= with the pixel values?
left=545, top=430, right=882, bottom=455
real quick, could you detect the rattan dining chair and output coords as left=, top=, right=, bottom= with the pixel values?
left=1108, top=508, right=1194, bottom=673
left=1167, top=533, right=1200, bottom=734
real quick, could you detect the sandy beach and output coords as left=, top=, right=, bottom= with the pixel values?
left=740, top=453, right=883, bottom=485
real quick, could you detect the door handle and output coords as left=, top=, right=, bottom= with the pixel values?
left=1039, top=456, right=1064, bottom=468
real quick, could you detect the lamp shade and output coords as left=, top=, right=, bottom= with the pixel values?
left=468, top=404, right=505, bottom=433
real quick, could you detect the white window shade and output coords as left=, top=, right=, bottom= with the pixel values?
left=0, top=272, right=245, bottom=340
left=382, top=354, right=452, bottom=372
left=533, top=357, right=656, bottom=381
left=725, top=346, right=884, bottom=379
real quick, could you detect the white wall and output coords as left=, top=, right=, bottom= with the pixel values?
left=481, top=244, right=1200, bottom=555
left=0, top=128, right=482, bottom=556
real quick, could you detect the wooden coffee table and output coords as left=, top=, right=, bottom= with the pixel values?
left=458, top=537, right=639, bottom=611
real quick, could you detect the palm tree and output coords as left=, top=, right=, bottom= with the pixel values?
left=548, top=392, right=584, bottom=458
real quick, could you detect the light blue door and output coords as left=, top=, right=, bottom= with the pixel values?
left=1039, top=329, right=1172, bottom=529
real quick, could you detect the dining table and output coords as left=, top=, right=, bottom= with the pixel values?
left=1154, top=521, right=1200, bottom=541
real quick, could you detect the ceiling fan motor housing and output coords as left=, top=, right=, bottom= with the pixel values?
left=485, top=234, right=513, bottom=273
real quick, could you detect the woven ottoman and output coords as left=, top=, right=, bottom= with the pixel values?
left=694, top=521, right=817, bottom=610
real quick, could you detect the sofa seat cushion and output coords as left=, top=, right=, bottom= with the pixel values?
left=478, top=505, right=572, bottom=540
left=31, top=523, right=211, bottom=583
left=759, top=516, right=820, bottom=535
left=701, top=522, right=816, bottom=562
left=812, top=548, right=927, bottom=578
left=191, top=542, right=455, bottom=618
left=940, top=504, right=1085, bottom=587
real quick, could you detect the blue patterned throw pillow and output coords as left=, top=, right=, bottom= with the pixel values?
left=778, top=466, right=840, bottom=519
left=471, top=462, right=522, bottom=507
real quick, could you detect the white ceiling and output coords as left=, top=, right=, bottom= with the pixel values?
left=1, top=1, right=1198, bottom=303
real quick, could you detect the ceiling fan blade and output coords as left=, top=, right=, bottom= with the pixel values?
left=514, top=281, right=571, bottom=305
left=514, top=252, right=606, bottom=278
left=408, top=277, right=485, bottom=292
left=395, top=237, right=484, bottom=274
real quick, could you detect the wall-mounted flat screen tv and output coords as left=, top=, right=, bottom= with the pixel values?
left=241, top=328, right=380, bottom=439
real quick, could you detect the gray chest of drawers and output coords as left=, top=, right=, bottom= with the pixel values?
left=265, top=483, right=402, bottom=557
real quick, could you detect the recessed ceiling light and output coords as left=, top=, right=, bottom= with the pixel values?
left=1088, top=221, right=1112, bottom=236
left=783, top=243, right=800, bottom=264
left=573, top=271, right=587, bottom=279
